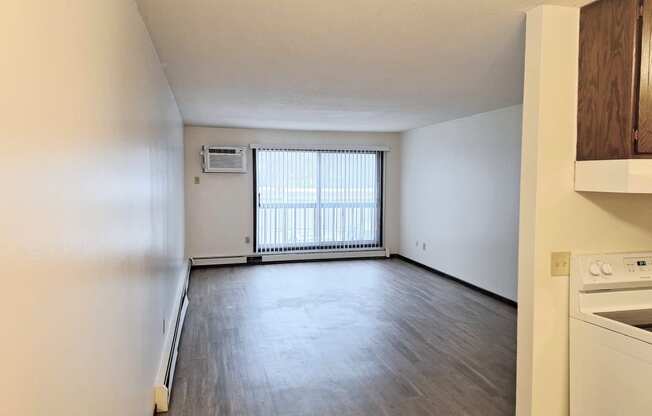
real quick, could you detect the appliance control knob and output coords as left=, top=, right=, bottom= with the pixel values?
left=601, top=263, right=613, bottom=276
left=589, top=263, right=601, bottom=277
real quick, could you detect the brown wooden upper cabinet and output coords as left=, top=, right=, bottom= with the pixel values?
left=578, top=0, right=652, bottom=160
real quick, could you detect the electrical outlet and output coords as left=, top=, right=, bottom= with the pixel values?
left=416, top=240, right=419, bottom=247
left=551, top=252, right=571, bottom=277
left=422, top=243, right=427, bottom=251
left=245, top=236, right=251, bottom=244
left=194, top=176, right=200, bottom=185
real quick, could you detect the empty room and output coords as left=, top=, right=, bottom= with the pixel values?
left=4, top=1, right=652, bottom=416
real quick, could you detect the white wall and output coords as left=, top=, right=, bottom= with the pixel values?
left=184, top=126, right=401, bottom=258
left=399, top=106, right=522, bottom=301
left=517, top=6, right=652, bottom=416
left=0, top=1, right=185, bottom=415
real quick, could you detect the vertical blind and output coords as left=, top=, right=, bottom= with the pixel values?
left=254, top=148, right=383, bottom=253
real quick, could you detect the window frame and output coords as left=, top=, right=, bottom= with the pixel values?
left=252, top=148, right=385, bottom=254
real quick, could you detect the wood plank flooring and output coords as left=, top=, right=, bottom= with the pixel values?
left=168, top=259, right=516, bottom=416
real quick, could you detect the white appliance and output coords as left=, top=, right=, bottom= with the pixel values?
left=201, top=146, right=247, bottom=173
left=570, top=252, right=652, bottom=415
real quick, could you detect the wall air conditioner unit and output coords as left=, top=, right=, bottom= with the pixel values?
left=201, top=146, right=247, bottom=173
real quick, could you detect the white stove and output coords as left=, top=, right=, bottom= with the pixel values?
left=570, top=252, right=652, bottom=415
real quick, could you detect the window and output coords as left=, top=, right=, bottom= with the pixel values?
left=254, top=148, right=383, bottom=253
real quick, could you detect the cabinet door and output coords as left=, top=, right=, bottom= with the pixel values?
left=638, top=0, right=652, bottom=153
left=577, top=0, right=640, bottom=160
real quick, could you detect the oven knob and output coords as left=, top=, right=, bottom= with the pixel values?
left=589, top=263, right=601, bottom=276
left=601, top=263, right=613, bottom=276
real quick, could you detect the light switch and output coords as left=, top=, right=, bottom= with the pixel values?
left=194, top=176, right=200, bottom=185
left=551, top=252, right=571, bottom=277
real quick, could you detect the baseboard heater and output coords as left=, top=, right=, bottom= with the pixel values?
left=191, top=255, right=249, bottom=267
left=191, top=249, right=389, bottom=267
left=154, top=263, right=190, bottom=413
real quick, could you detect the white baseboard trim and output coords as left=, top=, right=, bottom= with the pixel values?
left=154, top=260, right=191, bottom=413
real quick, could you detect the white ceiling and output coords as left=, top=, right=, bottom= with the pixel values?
left=137, top=0, right=588, bottom=132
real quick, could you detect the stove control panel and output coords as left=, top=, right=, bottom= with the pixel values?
left=624, top=257, right=652, bottom=274
left=574, top=252, right=652, bottom=291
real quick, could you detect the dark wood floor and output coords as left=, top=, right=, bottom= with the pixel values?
left=168, top=259, right=517, bottom=416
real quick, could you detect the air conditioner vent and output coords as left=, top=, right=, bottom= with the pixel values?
left=209, top=148, right=237, bottom=154
left=202, top=146, right=247, bottom=173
